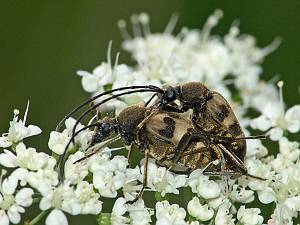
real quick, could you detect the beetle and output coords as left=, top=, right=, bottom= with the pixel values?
left=146, top=81, right=260, bottom=170
left=59, top=103, right=264, bottom=203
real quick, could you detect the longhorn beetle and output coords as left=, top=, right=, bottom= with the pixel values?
left=148, top=81, right=258, bottom=170
left=59, top=102, right=265, bottom=203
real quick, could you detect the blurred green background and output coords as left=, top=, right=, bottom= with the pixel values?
left=0, top=0, right=299, bottom=224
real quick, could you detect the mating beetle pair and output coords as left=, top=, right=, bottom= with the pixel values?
left=57, top=82, right=265, bottom=202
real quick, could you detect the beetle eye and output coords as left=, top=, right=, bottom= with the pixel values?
left=165, top=87, right=177, bottom=102
left=101, top=123, right=111, bottom=133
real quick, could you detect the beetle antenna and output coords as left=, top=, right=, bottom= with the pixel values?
left=73, top=135, right=121, bottom=164
left=230, top=135, right=266, bottom=142
left=57, top=122, right=102, bottom=182
left=56, top=85, right=162, bottom=131
left=71, top=88, right=163, bottom=143
left=245, top=173, right=266, bottom=181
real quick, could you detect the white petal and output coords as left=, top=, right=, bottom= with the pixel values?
left=263, top=103, right=281, bottom=119
left=188, top=197, right=214, bottom=221
left=258, top=187, right=275, bottom=204
left=10, top=168, right=29, bottom=186
left=48, top=131, right=69, bottom=155
left=92, top=64, right=107, bottom=76
left=250, top=116, right=271, bottom=131
left=112, top=198, right=127, bottom=216
left=81, top=74, right=99, bottom=93
left=285, top=105, right=300, bottom=121
left=2, top=177, right=18, bottom=195
left=268, top=127, right=283, bottom=141
left=7, top=205, right=24, bottom=224
left=0, top=150, right=17, bottom=168
left=26, top=125, right=42, bottom=137
left=15, top=188, right=34, bottom=207
left=287, top=121, right=300, bottom=133
left=0, top=137, right=12, bottom=148
left=39, top=196, right=52, bottom=211
left=45, top=209, right=68, bottom=225
left=0, top=210, right=9, bottom=225
left=284, top=105, right=300, bottom=133
left=198, top=179, right=220, bottom=199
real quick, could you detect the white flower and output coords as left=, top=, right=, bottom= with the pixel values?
left=77, top=62, right=112, bottom=93
left=188, top=170, right=220, bottom=199
left=246, top=139, right=268, bottom=158
left=270, top=196, right=300, bottom=225
left=128, top=199, right=153, bottom=225
left=45, top=209, right=68, bottom=225
left=237, top=205, right=263, bottom=225
left=68, top=181, right=102, bottom=215
left=111, top=197, right=152, bottom=225
left=48, top=131, right=69, bottom=155
left=0, top=106, right=41, bottom=148
left=187, top=197, right=214, bottom=221
left=258, top=187, right=276, bottom=204
left=208, top=194, right=226, bottom=210
left=215, top=200, right=235, bottom=225
left=229, top=185, right=255, bottom=203
left=40, top=181, right=102, bottom=217
left=48, top=117, right=93, bottom=154
left=142, top=159, right=186, bottom=196
left=155, top=200, right=187, bottom=225
left=0, top=172, right=34, bottom=225
left=111, top=197, right=129, bottom=225
left=251, top=82, right=300, bottom=140
left=0, top=143, right=55, bottom=170
left=240, top=81, right=278, bottom=111
left=63, top=151, right=88, bottom=184
left=90, top=154, right=128, bottom=198
left=278, top=137, right=300, bottom=162
left=123, top=166, right=143, bottom=201
left=27, top=168, right=58, bottom=195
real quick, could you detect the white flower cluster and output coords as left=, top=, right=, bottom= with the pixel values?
left=1, top=9, right=299, bottom=225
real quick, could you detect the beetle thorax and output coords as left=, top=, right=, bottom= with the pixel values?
left=116, top=105, right=148, bottom=137
left=179, top=82, right=210, bottom=104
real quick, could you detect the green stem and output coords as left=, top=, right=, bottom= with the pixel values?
left=26, top=210, right=48, bottom=225
left=32, top=197, right=41, bottom=204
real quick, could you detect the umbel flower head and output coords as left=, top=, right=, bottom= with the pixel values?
left=1, top=9, right=300, bottom=225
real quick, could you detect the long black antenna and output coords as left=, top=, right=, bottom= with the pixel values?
left=71, top=88, right=162, bottom=143
left=56, top=85, right=162, bottom=131
left=58, top=122, right=101, bottom=181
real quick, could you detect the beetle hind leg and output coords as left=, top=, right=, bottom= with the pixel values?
left=126, top=149, right=149, bottom=204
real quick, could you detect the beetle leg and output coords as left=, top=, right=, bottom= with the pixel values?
left=171, top=130, right=242, bottom=164
left=171, top=131, right=212, bottom=163
left=171, top=131, right=194, bottom=163
left=144, top=93, right=157, bottom=107
left=126, top=144, right=133, bottom=166
left=137, top=109, right=159, bottom=130
left=217, top=144, right=266, bottom=180
left=127, top=149, right=149, bottom=204
left=217, top=144, right=247, bottom=174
